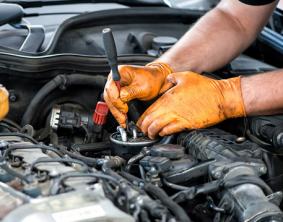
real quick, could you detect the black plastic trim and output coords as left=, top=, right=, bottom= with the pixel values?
left=0, top=7, right=205, bottom=78
left=0, top=7, right=205, bottom=56
left=0, top=53, right=155, bottom=78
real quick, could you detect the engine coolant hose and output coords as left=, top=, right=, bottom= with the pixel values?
left=144, top=183, right=191, bottom=222
left=21, top=74, right=107, bottom=126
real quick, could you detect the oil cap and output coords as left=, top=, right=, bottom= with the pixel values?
left=150, top=144, right=185, bottom=160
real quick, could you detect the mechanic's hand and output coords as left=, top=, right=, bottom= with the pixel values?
left=137, top=72, right=246, bottom=139
left=104, top=62, right=173, bottom=128
left=0, top=85, right=9, bottom=120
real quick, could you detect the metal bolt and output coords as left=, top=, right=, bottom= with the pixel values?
left=236, top=137, right=246, bottom=143
left=214, top=171, right=221, bottom=179
left=259, top=166, right=267, bottom=174
left=8, top=90, right=17, bottom=102
left=118, top=196, right=126, bottom=206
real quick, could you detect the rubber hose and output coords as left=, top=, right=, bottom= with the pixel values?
left=0, top=132, right=38, bottom=144
left=59, top=148, right=98, bottom=167
left=72, top=141, right=110, bottom=153
left=140, top=210, right=151, bottom=222
left=3, top=144, right=64, bottom=160
left=21, top=74, right=106, bottom=126
left=120, top=171, right=144, bottom=185
left=0, top=162, right=31, bottom=183
left=144, top=183, right=191, bottom=222
left=222, top=175, right=273, bottom=195
left=50, top=172, right=119, bottom=195
left=30, top=158, right=89, bottom=173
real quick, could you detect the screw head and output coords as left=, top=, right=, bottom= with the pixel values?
left=214, top=171, right=221, bottom=179
left=259, top=166, right=267, bottom=174
left=8, top=90, right=17, bottom=102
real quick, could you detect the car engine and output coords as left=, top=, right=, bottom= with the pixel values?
left=0, top=2, right=281, bottom=222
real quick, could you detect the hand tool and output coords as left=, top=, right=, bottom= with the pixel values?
left=103, top=28, right=128, bottom=128
left=102, top=28, right=121, bottom=91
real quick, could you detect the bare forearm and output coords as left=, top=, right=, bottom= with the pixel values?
left=157, top=8, right=250, bottom=72
left=242, top=70, right=283, bottom=115
left=156, top=0, right=276, bottom=73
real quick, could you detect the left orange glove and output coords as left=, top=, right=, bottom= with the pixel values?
left=0, top=85, right=9, bottom=120
left=137, top=72, right=246, bottom=139
left=104, top=62, right=173, bottom=128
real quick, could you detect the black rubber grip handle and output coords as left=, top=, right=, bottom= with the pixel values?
left=102, top=28, right=120, bottom=81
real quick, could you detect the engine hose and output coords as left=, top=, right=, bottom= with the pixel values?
left=263, top=151, right=273, bottom=178
left=102, top=157, right=126, bottom=173
left=49, top=172, right=120, bottom=195
left=143, top=183, right=191, bottom=222
left=0, top=162, right=32, bottom=183
left=1, top=144, right=64, bottom=162
left=163, top=178, right=193, bottom=191
left=158, top=135, right=175, bottom=144
left=21, top=74, right=107, bottom=126
left=30, top=157, right=89, bottom=173
left=72, top=141, right=110, bottom=153
left=221, top=175, right=273, bottom=195
left=0, top=132, right=38, bottom=144
left=58, top=148, right=99, bottom=167
left=170, top=176, right=272, bottom=204
left=120, top=171, right=144, bottom=186
left=1, top=119, right=21, bottom=130
left=140, top=210, right=151, bottom=222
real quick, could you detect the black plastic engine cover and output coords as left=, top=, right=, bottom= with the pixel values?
left=177, top=128, right=263, bottom=162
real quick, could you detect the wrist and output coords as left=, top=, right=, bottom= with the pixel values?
left=221, top=76, right=246, bottom=118
left=146, top=62, right=174, bottom=89
left=146, top=62, right=174, bottom=77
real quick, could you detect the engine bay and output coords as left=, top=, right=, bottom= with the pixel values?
left=0, top=3, right=281, bottom=222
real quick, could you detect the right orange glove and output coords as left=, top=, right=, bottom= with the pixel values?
left=137, top=72, right=246, bottom=139
left=103, top=62, right=173, bottom=128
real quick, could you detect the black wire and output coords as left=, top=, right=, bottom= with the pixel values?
left=144, top=183, right=191, bottom=222
left=30, top=157, right=89, bottom=173
left=0, top=123, right=18, bottom=132
left=81, top=125, right=91, bottom=144
left=57, top=147, right=98, bottom=167
left=120, top=170, right=144, bottom=186
left=1, top=144, right=63, bottom=162
left=140, top=209, right=151, bottom=222
left=163, top=178, right=191, bottom=191
left=139, top=165, right=146, bottom=181
left=246, top=130, right=272, bottom=148
left=0, top=162, right=32, bottom=183
left=72, top=142, right=110, bottom=153
left=263, top=151, right=273, bottom=178
left=168, top=174, right=272, bottom=203
left=0, top=133, right=38, bottom=144
left=1, top=119, right=21, bottom=130
left=49, top=172, right=120, bottom=195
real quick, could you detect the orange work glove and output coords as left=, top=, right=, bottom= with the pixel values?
left=0, top=85, right=9, bottom=120
left=137, top=72, right=246, bottom=139
left=103, top=62, right=173, bottom=128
